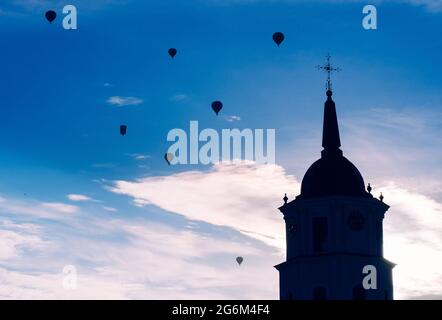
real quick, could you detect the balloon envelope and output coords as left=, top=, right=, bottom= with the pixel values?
left=211, top=101, right=223, bottom=115
left=236, top=256, right=243, bottom=265
left=45, top=10, right=56, bottom=23
left=120, top=125, right=127, bottom=136
left=272, top=32, right=285, bottom=46
left=168, top=48, right=177, bottom=58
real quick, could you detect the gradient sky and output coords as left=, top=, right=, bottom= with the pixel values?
left=0, top=0, right=441, bottom=299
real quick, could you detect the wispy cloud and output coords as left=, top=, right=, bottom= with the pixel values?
left=225, top=115, right=241, bottom=122
left=380, top=182, right=442, bottom=299
left=40, top=202, right=78, bottom=214
left=109, top=161, right=299, bottom=248
left=0, top=220, right=47, bottom=260
left=0, top=197, right=79, bottom=218
left=0, top=195, right=280, bottom=299
left=128, top=153, right=151, bottom=161
left=67, top=194, right=94, bottom=202
left=170, top=94, right=188, bottom=102
left=107, top=96, right=143, bottom=107
left=102, top=206, right=117, bottom=212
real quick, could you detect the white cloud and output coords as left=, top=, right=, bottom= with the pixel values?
left=0, top=213, right=280, bottom=299
left=103, top=206, right=117, bottom=212
left=380, top=182, right=442, bottom=299
left=0, top=197, right=79, bottom=218
left=107, top=96, right=143, bottom=107
left=109, top=161, right=299, bottom=248
left=0, top=220, right=47, bottom=260
left=40, top=202, right=78, bottom=214
left=67, top=194, right=93, bottom=202
left=225, top=115, right=241, bottom=122
left=128, top=153, right=151, bottom=161
left=0, top=230, right=45, bottom=261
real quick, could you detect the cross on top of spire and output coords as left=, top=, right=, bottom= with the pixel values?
left=317, top=54, right=341, bottom=92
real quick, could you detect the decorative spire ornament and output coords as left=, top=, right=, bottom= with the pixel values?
left=283, top=193, right=288, bottom=205
left=317, top=53, right=341, bottom=93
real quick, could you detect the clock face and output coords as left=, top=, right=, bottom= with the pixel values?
left=348, top=211, right=365, bottom=231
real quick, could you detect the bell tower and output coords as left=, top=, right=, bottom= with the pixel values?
left=275, top=58, right=394, bottom=300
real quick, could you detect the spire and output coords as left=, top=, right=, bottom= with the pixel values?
left=317, top=54, right=342, bottom=154
left=322, top=90, right=341, bottom=150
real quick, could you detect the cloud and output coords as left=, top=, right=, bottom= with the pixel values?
left=67, top=194, right=94, bottom=202
left=0, top=220, right=47, bottom=260
left=225, top=115, right=241, bottom=122
left=103, top=206, right=117, bottom=212
left=107, top=96, right=143, bottom=107
left=170, top=94, right=188, bottom=102
left=128, top=153, right=151, bottom=161
left=0, top=207, right=280, bottom=299
left=0, top=197, right=79, bottom=218
left=109, top=161, right=299, bottom=248
left=380, top=182, right=442, bottom=299
left=40, top=202, right=78, bottom=214
left=337, top=106, right=442, bottom=200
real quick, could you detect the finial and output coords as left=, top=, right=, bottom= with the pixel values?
left=321, top=57, right=342, bottom=152
left=283, top=193, right=288, bottom=205
left=367, top=183, right=372, bottom=194
left=380, top=192, right=384, bottom=202
left=317, top=53, right=341, bottom=93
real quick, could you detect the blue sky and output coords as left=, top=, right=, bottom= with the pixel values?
left=0, top=0, right=441, bottom=299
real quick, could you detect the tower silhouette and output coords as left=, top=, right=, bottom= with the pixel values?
left=275, top=89, right=394, bottom=300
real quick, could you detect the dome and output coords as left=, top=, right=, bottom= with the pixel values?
left=300, top=153, right=367, bottom=198
left=298, top=90, right=369, bottom=199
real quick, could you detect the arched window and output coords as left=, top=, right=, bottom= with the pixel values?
left=313, top=286, right=327, bottom=300
left=352, top=284, right=366, bottom=300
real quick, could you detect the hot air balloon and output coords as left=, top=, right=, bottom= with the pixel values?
left=211, top=101, right=223, bottom=115
left=45, top=10, right=57, bottom=24
left=164, top=153, right=173, bottom=165
left=168, top=48, right=177, bottom=59
left=272, top=32, right=285, bottom=46
left=236, top=256, right=243, bottom=266
left=120, top=125, right=127, bottom=136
